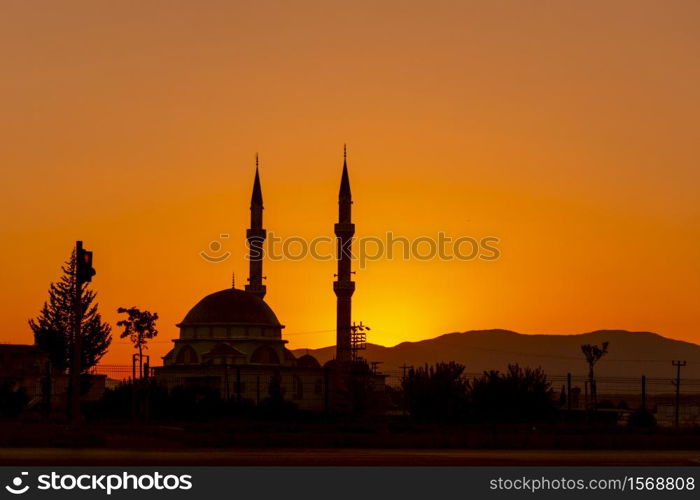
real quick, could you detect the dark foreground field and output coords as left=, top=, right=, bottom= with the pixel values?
left=1, top=419, right=699, bottom=465
left=1, top=448, right=699, bottom=466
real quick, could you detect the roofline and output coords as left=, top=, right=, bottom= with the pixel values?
left=169, top=338, right=288, bottom=344
left=155, top=364, right=325, bottom=373
left=176, top=322, right=285, bottom=329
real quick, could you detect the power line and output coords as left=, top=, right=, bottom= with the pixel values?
left=672, top=360, right=687, bottom=428
left=429, top=344, right=700, bottom=364
left=111, top=335, right=700, bottom=366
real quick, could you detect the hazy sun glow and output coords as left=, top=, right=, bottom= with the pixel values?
left=1, top=2, right=699, bottom=364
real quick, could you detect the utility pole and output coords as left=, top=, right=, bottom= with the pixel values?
left=641, top=375, right=647, bottom=411
left=70, top=240, right=95, bottom=424
left=672, top=360, right=686, bottom=429
left=566, top=373, right=572, bottom=411
left=399, top=364, right=412, bottom=416
left=70, top=241, right=83, bottom=423
left=350, top=321, right=369, bottom=362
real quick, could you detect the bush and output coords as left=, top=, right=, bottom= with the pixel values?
left=628, top=409, right=657, bottom=428
left=401, top=363, right=558, bottom=423
left=0, top=381, right=29, bottom=417
left=402, top=362, right=468, bottom=420
left=93, top=380, right=295, bottom=421
left=468, top=364, right=556, bottom=422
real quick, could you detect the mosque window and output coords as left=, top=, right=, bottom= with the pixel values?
left=175, top=345, right=198, bottom=365
left=250, top=345, right=280, bottom=365
left=292, top=376, right=303, bottom=400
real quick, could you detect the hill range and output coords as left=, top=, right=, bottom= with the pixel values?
left=293, top=330, right=700, bottom=382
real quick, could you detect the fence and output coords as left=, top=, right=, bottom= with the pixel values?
left=95, top=364, right=700, bottom=400
left=379, top=368, right=700, bottom=426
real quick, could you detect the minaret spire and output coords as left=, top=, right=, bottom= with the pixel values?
left=334, top=145, right=355, bottom=363
left=246, top=154, right=266, bottom=299
left=339, top=145, right=351, bottom=200
left=251, top=153, right=263, bottom=206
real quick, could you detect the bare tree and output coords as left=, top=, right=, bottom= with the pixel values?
left=117, top=307, right=158, bottom=379
left=581, top=342, right=609, bottom=410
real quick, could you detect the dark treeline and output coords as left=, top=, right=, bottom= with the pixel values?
left=402, top=362, right=557, bottom=422
left=84, top=361, right=657, bottom=427
left=93, top=374, right=299, bottom=421
left=93, top=362, right=560, bottom=423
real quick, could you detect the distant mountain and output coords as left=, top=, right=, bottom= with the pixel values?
left=292, top=329, right=700, bottom=381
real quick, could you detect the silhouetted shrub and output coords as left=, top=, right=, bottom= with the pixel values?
left=0, top=381, right=29, bottom=417
left=402, top=362, right=468, bottom=420
left=94, top=380, right=289, bottom=421
left=468, top=364, right=556, bottom=422
left=165, top=385, right=224, bottom=420
left=96, top=382, right=133, bottom=419
left=257, top=372, right=298, bottom=418
left=401, top=363, right=557, bottom=422
left=628, top=409, right=657, bottom=428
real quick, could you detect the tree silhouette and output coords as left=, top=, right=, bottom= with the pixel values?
left=259, top=371, right=298, bottom=416
left=559, top=384, right=567, bottom=407
left=581, top=342, right=609, bottom=410
left=402, top=362, right=468, bottom=420
left=469, top=364, right=555, bottom=421
left=116, top=307, right=158, bottom=379
left=402, top=362, right=556, bottom=422
left=29, top=250, right=112, bottom=372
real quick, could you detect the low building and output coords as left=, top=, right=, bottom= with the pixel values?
left=0, top=343, right=106, bottom=413
left=0, top=344, right=48, bottom=403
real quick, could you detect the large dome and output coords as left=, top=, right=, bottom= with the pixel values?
left=178, top=288, right=282, bottom=327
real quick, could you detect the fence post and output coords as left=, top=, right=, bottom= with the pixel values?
left=256, top=375, right=260, bottom=405
left=236, top=367, right=241, bottom=402
left=223, top=361, right=230, bottom=400
left=42, top=360, right=53, bottom=418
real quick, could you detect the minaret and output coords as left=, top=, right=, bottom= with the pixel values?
left=334, top=145, right=355, bottom=363
left=245, top=154, right=267, bottom=299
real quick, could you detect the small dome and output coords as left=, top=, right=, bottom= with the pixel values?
left=297, top=354, right=321, bottom=369
left=179, top=288, right=282, bottom=327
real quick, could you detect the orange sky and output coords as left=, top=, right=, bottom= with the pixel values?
left=1, top=1, right=699, bottom=364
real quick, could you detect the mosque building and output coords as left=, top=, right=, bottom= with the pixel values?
left=155, top=151, right=385, bottom=411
